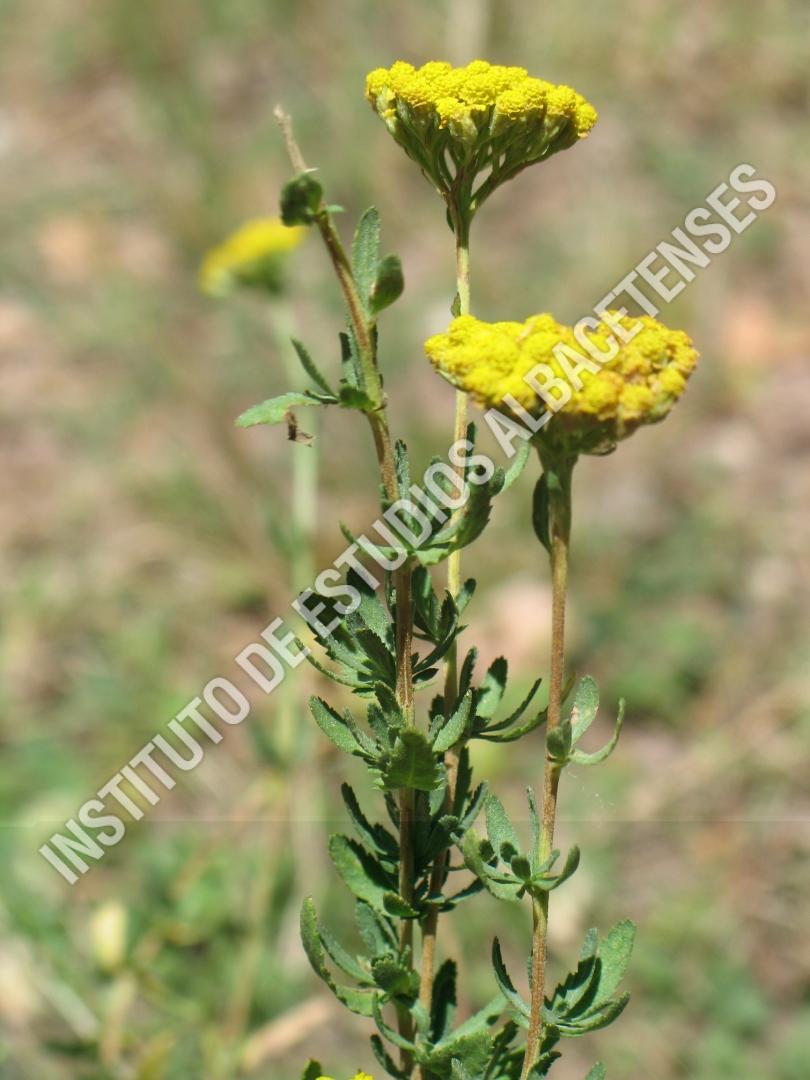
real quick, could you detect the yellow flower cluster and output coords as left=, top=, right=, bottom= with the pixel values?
left=200, top=217, right=305, bottom=296
left=365, top=61, right=597, bottom=224
left=316, top=1074, right=372, bottom=1080
left=424, top=312, right=698, bottom=451
left=366, top=60, right=596, bottom=135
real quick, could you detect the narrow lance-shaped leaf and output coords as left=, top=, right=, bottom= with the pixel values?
left=352, top=206, right=381, bottom=309
left=290, top=337, right=337, bottom=397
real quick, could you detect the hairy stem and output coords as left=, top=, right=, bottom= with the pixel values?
left=521, top=453, right=574, bottom=1080
left=417, top=218, right=471, bottom=1029
left=275, top=105, right=415, bottom=1073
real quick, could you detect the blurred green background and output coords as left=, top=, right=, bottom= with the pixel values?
left=2, top=0, right=809, bottom=1077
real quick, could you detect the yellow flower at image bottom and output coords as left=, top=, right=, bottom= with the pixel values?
left=316, top=1073, right=373, bottom=1080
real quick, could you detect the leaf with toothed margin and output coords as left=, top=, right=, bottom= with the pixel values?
left=290, top=338, right=337, bottom=397
left=491, top=939, right=530, bottom=1020
left=299, top=899, right=373, bottom=1016
left=485, top=793, right=520, bottom=862
left=370, top=1035, right=408, bottom=1080
left=327, top=834, right=397, bottom=912
left=432, top=690, right=473, bottom=753
left=571, top=699, right=625, bottom=767
left=381, top=730, right=444, bottom=792
left=236, top=391, right=327, bottom=428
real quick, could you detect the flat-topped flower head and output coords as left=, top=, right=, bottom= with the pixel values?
left=365, top=60, right=597, bottom=232
left=200, top=217, right=305, bottom=297
left=315, top=1073, right=373, bottom=1080
left=425, top=312, right=698, bottom=455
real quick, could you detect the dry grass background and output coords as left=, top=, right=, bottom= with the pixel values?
left=1, top=1, right=809, bottom=1077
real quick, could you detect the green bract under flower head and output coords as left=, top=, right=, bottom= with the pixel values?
left=199, top=217, right=305, bottom=297
left=425, top=312, right=699, bottom=456
left=365, top=60, right=597, bottom=230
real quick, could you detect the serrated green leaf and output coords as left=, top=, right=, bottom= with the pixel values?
left=594, top=920, right=636, bottom=1004
left=532, top=845, right=580, bottom=893
left=341, top=784, right=398, bottom=862
left=352, top=207, right=381, bottom=309
left=461, top=831, right=520, bottom=902
left=299, top=899, right=373, bottom=1016
left=372, top=994, right=416, bottom=1052
left=485, top=793, right=520, bottom=861
left=300, top=1062, right=322, bottom=1080
left=382, top=891, right=420, bottom=918
left=491, top=940, right=530, bottom=1019
left=371, top=954, right=419, bottom=998
left=421, top=1031, right=492, bottom=1076
left=584, top=1064, right=607, bottom=1080
left=291, top=338, right=336, bottom=397
left=433, top=690, right=473, bottom=753
left=502, top=438, right=532, bottom=491
left=449, top=993, right=506, bottom=1044
left=309, top=697, right=363, bottom=756
left=370, top=1035, right=409, bottom=1080
left=431, top=959, right=458, bottom=1042
left=355, top=902, right=396, bottom=956
left=327, top=835, right=396, bottom=912
left=477, top=657, right=508, bottom=719
left=318, top=922, right=372, bottom=985
left=236, top=391, right=324, bottom=428
left=571, top=699, right=625, bottom=767
left=370, top=253, right=404, bottom=314
left=383, top=730, right=444, bottom=791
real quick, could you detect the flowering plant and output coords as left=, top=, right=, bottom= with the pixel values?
left=215, top=58, right=698, bottom=1080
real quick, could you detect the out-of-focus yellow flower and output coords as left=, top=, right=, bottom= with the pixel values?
left=199, top=217, right=305, bottom=297
left=365, top=60, right=597, bottom=228
left=425, top=312, right=698, bottom=454
left=89, top=900, right=128, bottom=973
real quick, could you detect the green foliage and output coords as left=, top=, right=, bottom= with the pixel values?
left=280, top=170, right=324, bottom=225
left=462, top=791, right=580, bottom=902
left=252, top=103, right=636, bottom=1080
left=546, top=677, right=625, bottom=769
left=235, top=389, right=330, bottom=427
left=543, top=921, right=635, bottom=1038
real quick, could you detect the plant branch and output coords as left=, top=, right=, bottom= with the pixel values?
left=521, top=451, right=574, bottom=1080
left=276, top=104, right=415, bottom=1073
left=417, top=212, right=471, bottom=1028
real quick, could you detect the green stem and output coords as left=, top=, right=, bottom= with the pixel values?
left=417, top=217, right=470, bottom=1030
left=272, top=302, right=318, bottom=764
left=275, top=105, right=416, bottom=1075
left=521, top=452, right=574, bottom=1080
